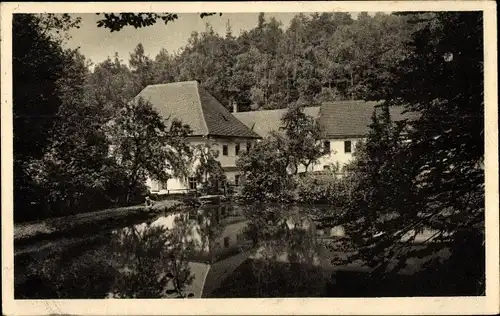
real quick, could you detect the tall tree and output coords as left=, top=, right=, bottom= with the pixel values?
left=236, top=133, right=294, bottom=202
left=280, top=104, right=324, bottom=172
left=86, top=53, right=136, bottom=119
left=32, top=50, right=121, bottom=216
left=396, top=12, right=485, bottom=245
left=152, top=48, right=178, bottom=84
left=110, top=97, right=192, bottom=204
left=338, top=12, right=485, bottom=294
left=129, top=43, right=155, bottom=94
left=12, top=14, right=81, bottom=221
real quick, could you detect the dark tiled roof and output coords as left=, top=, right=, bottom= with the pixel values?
left=132, top=81, right=260, bottom=139
left=234, top=101, right=416, bottom=139
left=233, top=106, right=321, bottom=138
left=197, top=86, right=260, bottom=138
left=318, top=101, right=415, bottom=138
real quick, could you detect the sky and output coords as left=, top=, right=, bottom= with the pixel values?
left=64, top=13, right=300, bottom=66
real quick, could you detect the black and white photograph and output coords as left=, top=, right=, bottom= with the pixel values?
left=1, top=1, right=498, bottom=315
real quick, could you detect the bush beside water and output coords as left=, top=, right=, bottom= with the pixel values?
left=293, top=172, right=352, bottom=206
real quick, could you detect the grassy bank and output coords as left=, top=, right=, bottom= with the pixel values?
left=14, top=200, right=185, bottom=245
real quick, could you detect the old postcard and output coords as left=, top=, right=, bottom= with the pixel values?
left=1, top=1, right=498, bottom=315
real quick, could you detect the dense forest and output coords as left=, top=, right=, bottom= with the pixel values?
left=86, top=12, right=421, bottom=113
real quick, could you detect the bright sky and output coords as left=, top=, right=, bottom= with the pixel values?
left=64, top=13, right=301, bottom=66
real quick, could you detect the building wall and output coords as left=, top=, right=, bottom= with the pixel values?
left=147, top=136, right=256, bottom=194
left=213, top=220, right=249, bottom=252
left=209, top=138, right=255, bottom=168
left=147, top=177, right=188, bottom=195
left=309, top=137, right=364, bottom=172
left=147, top=134, right=364, bottom=195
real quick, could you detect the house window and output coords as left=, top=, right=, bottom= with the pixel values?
left=188, top=177, right=197, bottom=190
left=235, top=143, right=240, bottom=156
left=222, top=144, right=228, bottom=156
left=235, top=174, right=241, bottom=186
left=324, top=141, right=331, bottom=153
left=344, top=140, right=352, bottom=153
left=246, top=142, right=251, bottom=152
left=224, top=236, right=230, bottom=248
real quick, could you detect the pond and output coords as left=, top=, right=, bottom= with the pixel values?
left=14, top=203, right=458, bottom=299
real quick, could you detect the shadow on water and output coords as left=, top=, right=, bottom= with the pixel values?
left=15, top=203, right=484, bottom=298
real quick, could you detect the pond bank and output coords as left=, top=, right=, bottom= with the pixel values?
left=14, top=200, right=185, bottom=246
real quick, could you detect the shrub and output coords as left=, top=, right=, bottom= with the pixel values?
left=236, top=133, right=295, bottom=203
left=294, top=172, right=350, bottom=206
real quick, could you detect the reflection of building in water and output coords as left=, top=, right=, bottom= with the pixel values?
left=252, top=213, right=322, bottom=267
left=126, top=204, right=251, bottom=264
left=279, top=213, right=316, bottom=233
left=116, top=204, right=334, bottom=298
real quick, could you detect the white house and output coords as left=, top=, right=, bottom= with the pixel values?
left=131, top=81, right=260, bottom=195
left=234, top=100, right=411, bottom=174
left=131, top=81, right=412, bottom=194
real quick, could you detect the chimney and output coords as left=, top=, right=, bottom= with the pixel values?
left=232, top=101, right=238, bottom=113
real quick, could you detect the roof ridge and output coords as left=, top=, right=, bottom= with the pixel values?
left=193, top=81, right=210, bottom=136
left=234, top=106, right=321, bottom=115
left=147, top=80, right=199, bottom=87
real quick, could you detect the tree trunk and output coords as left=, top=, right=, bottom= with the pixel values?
left=126, top=170, right=139, bottom=205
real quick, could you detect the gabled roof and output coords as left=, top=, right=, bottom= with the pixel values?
left=233, top=106, right=321, bottom=138
left=233, top=100, right=416, bottom=139
left=132, top=81, right=260, bottom=139
left=318, top=101, right=415, bottom=138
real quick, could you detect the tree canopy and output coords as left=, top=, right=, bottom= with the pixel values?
left=89, top=12, right=419, bottom=112
left=96, top=13, right=221, bottom=32
left=336, top=12, right=484, bottom=293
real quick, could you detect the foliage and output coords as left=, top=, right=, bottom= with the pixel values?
left=129, top=43, right=155, bottom=94
left=96, top=13, right=222, bottom=32
left=12, top=14, right=69, bottom=220
left=190, top=143, right=229, bottom=196
left=293, top=172, right=351, bottom=206
left=87, top=12, right=419, bottom=112
left=86, top=53, right=137, bottom=119
left=110, top=97, right=192, bottom=203
left=236, top=133, right=295, bottom=202
left=280, top=104, right=324, bottom=172
left=28, top=49, right=127, bottom=216
left=337, top=105, right=417, bottom=271
left=237, top=104, right=324, bottom=201
left=333, top=12, right=484, bottom=293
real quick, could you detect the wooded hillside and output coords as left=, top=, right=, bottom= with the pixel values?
left=88, top=12, right=422, bottom=113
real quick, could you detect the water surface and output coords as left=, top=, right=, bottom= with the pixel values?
left=14, top=203, right=456, bottom=298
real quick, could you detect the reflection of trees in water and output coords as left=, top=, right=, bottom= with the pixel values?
left=19, top=215, right=198, bottom=299
left=237, top=204, right=328, bottom=297
left=109, top=215, right=196, bottom=298
left=194, top=205, right=228, bottom=262
left=18, top=243, right=117, bottom=299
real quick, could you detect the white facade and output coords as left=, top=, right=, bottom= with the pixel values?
left=147, top=137, right=256, bottom=195
left=312, top=138, right=363, bottom=172
left=147, top=135, right=364, bottom=195
left=290, top=138, right=363, bottom=174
